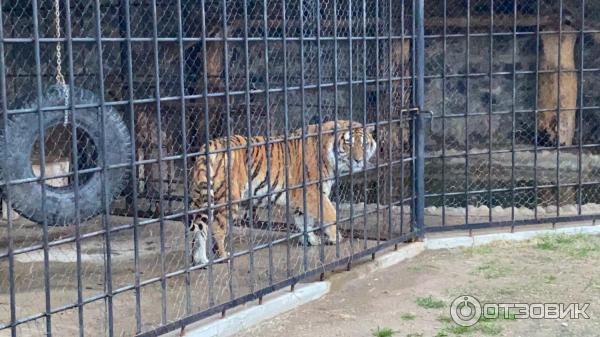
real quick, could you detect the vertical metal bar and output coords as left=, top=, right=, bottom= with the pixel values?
left=333, top=0, right=341, bottom=259
left=399, top=0, right=405, bottom=236
left=31, top=0, right=52, bottom=335
left=243, top=0, right=256, bottom=295
left=122, top=0, right=142, bottom=331
left=387, top=0, right=393, bottom=239
left=510, top=0, right=517, bottom=230
left=464, top=0, right=470, bottom=229
left=534, top=0, right=541, bottom=220
left=577, top=0, right=585, bottom=214
left=347, top=0, right=355, bottom=261
left=441, top=0, right=447, bottom=227
left=299, top=0, right=309, bottom=272
left=414, top=0, right=426, bottom=235
left=0, top=8, right=17, bottom=337
left=93, top=0, right=114, bottom=333
left=361, top=0, right=368, bottom=250
left=374, top=0, right=380, bottom=245
left=556, top=0, right=563, bottom=218
left=149, top=0, right=167, bottom=324
left=199, top=0, right=215, bottom=307
left=316, top=0, right=326, bottom=265
left=175, top=0, right=192, bottom=315
left=488, top=0, right=493, bottom=224
left=281, top=0, right=292, bottom=279
left=63, top=0, right=85, bottom=334
left=262, top=0, right=274, bottom=287
left=220, top=0, right=236, bottom=301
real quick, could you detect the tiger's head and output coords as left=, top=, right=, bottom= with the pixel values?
left=320, top=120, right=377, bottom=173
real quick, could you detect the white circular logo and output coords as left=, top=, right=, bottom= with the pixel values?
left=450, top=295, right=482, bottom=327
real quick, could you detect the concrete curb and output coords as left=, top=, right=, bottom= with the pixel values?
left=176, top=282, right=330, bottom=337
left=424, top=222, right=600, bottom=250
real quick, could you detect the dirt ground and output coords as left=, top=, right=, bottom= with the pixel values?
left=234, top=234, right=600, bottom=337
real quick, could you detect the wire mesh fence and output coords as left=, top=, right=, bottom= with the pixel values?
left=422, top=0, right=600, bottom=230
left=1, top=0, right=600, bottom=336
left=0, top=0, right=417, bottom=336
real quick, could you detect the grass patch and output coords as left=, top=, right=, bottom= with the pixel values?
left=439, top=322, right=503, bottom=336
left=544, top=275, right=557, bottom=284
left=415, top=296, right=445, bottom=309
left=372, top=327, right=395, bottom=337
left=400, top=313, right=416, bottom=321
left=436, top=315, right=452, bottom=323
left=535, top=234, right=600, bottom=258
left=463, top=245, right=493, bottom=255
left=474, top=262, right=512, bottom=279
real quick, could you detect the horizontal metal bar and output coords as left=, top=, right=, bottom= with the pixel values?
left=425, top=181, right=600, bottom=199
left=5, top=76, right=415, bottom=115
left=1, top=35, right=414, bottom=43
left=425, top=144, right=600, bottom=160
left=426, top=214, right=600, bottom=233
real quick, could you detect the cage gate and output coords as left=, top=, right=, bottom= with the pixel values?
left=1, top=0, right=599, bottom=336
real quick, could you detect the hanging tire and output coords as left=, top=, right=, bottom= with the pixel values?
left=0, top=85, right=131, bottom=226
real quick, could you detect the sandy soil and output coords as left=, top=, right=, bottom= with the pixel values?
left=234, top=234, right=600, bottom=337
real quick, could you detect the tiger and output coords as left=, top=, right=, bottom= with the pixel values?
left=189, top=120, right=377, bottom=265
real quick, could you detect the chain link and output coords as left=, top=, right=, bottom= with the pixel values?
left=53, top=0, right=69, bottom=126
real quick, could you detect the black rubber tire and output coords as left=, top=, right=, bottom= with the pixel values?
left=0, top=86, right=131, bottom=226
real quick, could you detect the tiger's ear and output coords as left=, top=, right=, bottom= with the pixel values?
left=365, top=125, right=375, bottom=135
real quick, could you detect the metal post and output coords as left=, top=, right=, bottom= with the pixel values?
left=414, top=0, right=426, bottom=236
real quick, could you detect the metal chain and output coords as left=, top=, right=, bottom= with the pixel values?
left=53, top=0, right=69, bottom=125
